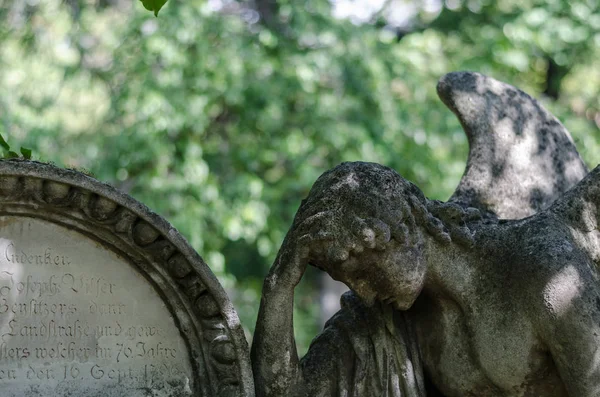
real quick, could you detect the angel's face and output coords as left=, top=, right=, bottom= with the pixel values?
left=326, top=238, right=426, bottom=310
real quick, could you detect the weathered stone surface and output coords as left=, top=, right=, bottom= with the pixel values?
left=252, top=72, right=600, bottom=397
left=438, top=71, right=588, bottom=219
left=0, top=160, right=254, bottom=397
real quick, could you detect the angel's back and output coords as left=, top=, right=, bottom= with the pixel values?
left=414, top=204, right=600, bottom=396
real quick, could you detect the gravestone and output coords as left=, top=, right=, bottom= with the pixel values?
left=0, top=160, right=254, bottom=397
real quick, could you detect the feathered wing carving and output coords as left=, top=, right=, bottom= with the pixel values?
left=549, top=165, right=600, bottom=264
left=437, top=71, right=589, bottom=219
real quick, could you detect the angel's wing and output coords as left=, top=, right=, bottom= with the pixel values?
left=549, top=165, right=600, bottom=263
left=437, top=71, right=588, bottom=219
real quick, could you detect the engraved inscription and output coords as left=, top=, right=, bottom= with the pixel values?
left=0, top=217, right=193, bottom=396
left=4, top=244, right=71, bottom=267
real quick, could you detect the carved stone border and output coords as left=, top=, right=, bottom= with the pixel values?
left=0, top=160, right=255, bottom=397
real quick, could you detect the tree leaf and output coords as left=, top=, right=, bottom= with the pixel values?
left=20, top=147, right=32, bottom=159
left=139, top=0, right=167, bottom=16
left=0, top=135, right=9, bottom=151
left=6, top=151, right=18, bottom=158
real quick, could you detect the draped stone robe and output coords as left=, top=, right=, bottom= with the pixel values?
left=297, top=291, right=426, bottom=397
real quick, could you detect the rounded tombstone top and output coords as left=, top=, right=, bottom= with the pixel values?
left=0, top=159, right=254, bottom=397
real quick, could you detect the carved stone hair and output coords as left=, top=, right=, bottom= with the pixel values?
left=296, top=162, right=480, bottom=250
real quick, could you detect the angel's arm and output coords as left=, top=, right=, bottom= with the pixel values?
left=538, top=263, right=600, bottom=396
left=251, top=232, right=306, bottom=397
left=251, top=208, right=347, bottom=397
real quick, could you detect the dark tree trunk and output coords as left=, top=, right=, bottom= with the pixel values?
left=544, top=57, right=569, bottom=100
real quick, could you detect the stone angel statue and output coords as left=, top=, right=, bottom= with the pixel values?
left=251, top=72, right=599, bottom=396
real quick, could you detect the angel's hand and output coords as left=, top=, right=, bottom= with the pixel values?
left=299, top=211, right=391, bottom=260
left=277, top=209, right=391, bottom=285
left=265, top=211, right=337, bottom=290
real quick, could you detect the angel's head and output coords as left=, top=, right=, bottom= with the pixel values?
left=294, top=161, right=478, bottom=309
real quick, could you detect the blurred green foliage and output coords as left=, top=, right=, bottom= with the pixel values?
left=0, top=0, right=599, bottom=353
